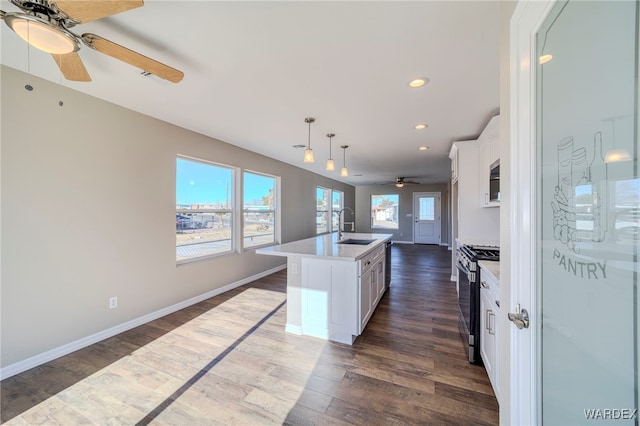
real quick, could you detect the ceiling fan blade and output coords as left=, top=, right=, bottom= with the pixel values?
left=55, top=0, right=143, bottom=24
left=82, top=33, right=184, bottom=83
left=52, top=52, right=91, bottom=81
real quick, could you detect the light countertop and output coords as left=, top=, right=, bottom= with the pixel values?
left=479, top=260, right=500, bottom=284
left=256, top=233, right=393, bottom=261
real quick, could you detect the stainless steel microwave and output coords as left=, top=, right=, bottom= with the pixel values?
left=489, top=160, right=500, bottom=202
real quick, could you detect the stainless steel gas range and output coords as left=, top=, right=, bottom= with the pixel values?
left=456, top=243, right=499, bottom=364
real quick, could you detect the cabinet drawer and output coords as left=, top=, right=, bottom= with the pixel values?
left=359, top=245, right=385, bottom=276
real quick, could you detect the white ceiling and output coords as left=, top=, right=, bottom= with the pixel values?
left=0, top=1, right=500, bottom=186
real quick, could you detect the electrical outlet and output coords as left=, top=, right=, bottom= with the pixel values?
left=400, top=233, right=403, bottom=237
left=109, top=297, right=118, bottom=309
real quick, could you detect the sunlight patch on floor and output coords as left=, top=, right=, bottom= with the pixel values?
left=5, top=287, right=328, bottom=425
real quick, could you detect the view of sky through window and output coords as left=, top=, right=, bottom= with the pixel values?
left=177, top=158, right=272, bottom=207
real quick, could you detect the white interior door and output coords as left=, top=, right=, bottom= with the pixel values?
left=413, top=192, right=441, bottom=244
left=511, top=1, right=639, bottom=424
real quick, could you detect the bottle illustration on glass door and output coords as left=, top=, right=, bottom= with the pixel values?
left=551, top=131, right=608, bottom=254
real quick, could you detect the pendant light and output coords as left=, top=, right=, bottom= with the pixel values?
left=303, top=117, right=315, bottom=163
left=326, top=133, right=336, bottom=171
left=340, top=145, right=349, bottom=177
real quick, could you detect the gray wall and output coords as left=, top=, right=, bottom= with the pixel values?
left=0, top=66, right=354, bottom=370
left=355, top=183, right=450, bottom=244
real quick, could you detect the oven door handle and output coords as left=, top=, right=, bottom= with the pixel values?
left=456, top=261, right=474, bottom=282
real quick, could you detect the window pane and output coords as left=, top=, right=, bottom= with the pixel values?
left=244, top=211, right=274, bottom=248
left=332, top=190, right=343, bottom=232
left=317, top=187, right=330, bottom=210
left=371, top=194, right=399, bottom=229
left=244, top=172, right=275, bottom=209
left=176, top=157, right=234, bottom=261
left=177, top=158, right=232, bottom=208
left=419, top=197, right=435, bottom=220
left=317, top=212, right=330, bottom=234
left=316, top=187, right=331, bottom=234
left=176, top=213, right=232, bottom=261
left=243, top=172, right=277, bottom=248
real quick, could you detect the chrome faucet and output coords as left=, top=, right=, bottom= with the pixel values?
left=338, top=207, right=354, bottom=240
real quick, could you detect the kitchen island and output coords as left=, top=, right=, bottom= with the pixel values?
left=257, top=233, right=393, bottom=344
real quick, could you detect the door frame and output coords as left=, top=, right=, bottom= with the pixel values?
left=510, top=0, right=557, bottom=424
left=412, top=191, right=441, bottom=245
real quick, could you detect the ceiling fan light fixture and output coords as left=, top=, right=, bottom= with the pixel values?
left=5, top=13, right=79, bottom=54
left=396, top=182, right=404, bottom=188
left=303, top=117, right=315, bottom=163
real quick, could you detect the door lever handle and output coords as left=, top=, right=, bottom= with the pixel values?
left=508, top=303, right=530, bottom=329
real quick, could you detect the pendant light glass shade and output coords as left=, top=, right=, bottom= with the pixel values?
left=303, top=117, right=315, bottom=163
left=326, top=159, right=335, bottom=171
left=304, top=148, right=315, bottom=163
left=326, top=133, right=336, bottom=171
left=340, top=145, right=349, bottom=177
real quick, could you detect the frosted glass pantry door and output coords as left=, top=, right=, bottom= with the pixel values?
left=536, top=0, right=639, bottom=424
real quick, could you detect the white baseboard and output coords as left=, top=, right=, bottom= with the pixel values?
left=391, top=240, right=413, bottom=244
left=0, top=264, right=286, bottom=381
left=285, top=324, right=303, bottom=335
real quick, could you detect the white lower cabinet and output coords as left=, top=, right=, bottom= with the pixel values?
left=359, top=246, right=386, bottom=332
left=301, top=244, right=386, bottom=344
left=480, top=271, right=500, bottom=402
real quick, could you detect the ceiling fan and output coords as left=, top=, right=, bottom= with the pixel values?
left=393, top=177, right=419, bottom=188
left=0, top=0, right=184, bottom=83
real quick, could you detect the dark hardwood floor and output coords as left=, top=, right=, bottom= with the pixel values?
left=1, top=244, right=498, bottom=425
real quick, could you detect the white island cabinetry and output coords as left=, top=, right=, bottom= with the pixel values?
left=257, top=233, right=392, bottom=345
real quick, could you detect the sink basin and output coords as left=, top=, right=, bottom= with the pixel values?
left=337, top=238, right=376, bottom=245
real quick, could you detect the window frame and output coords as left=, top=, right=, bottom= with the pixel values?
left=331, top=190, right=344, bottom=233
left=176, top=155, right=236, bottom=264
left=316, top=186, right=331, bottom=234
left=370, top=194, right=400, bottom=230
left=242, top=170, right=280, bottom=250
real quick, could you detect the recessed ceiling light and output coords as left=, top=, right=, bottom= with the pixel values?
left=409, top=77, right=429, bottom=88
left=418, top=146, right=429, bottom=151
left=539, top=54, right=553, bottom=64
left=414, top=124, right=428, bottom=130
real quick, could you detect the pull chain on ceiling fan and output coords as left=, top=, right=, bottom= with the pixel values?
left=1, top=0, right=184, bottom=83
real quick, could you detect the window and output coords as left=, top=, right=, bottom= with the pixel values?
left=316, top=187, right=331, bottom=234
left=243, top=171, right=277, bottom=248
left=176, top=157, right=234, bottom=262
left=371, top=194, right=399, bottom=229
left=331, top=190, right=343, bottom=232
left=418, top=197, right=435, bottom=220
